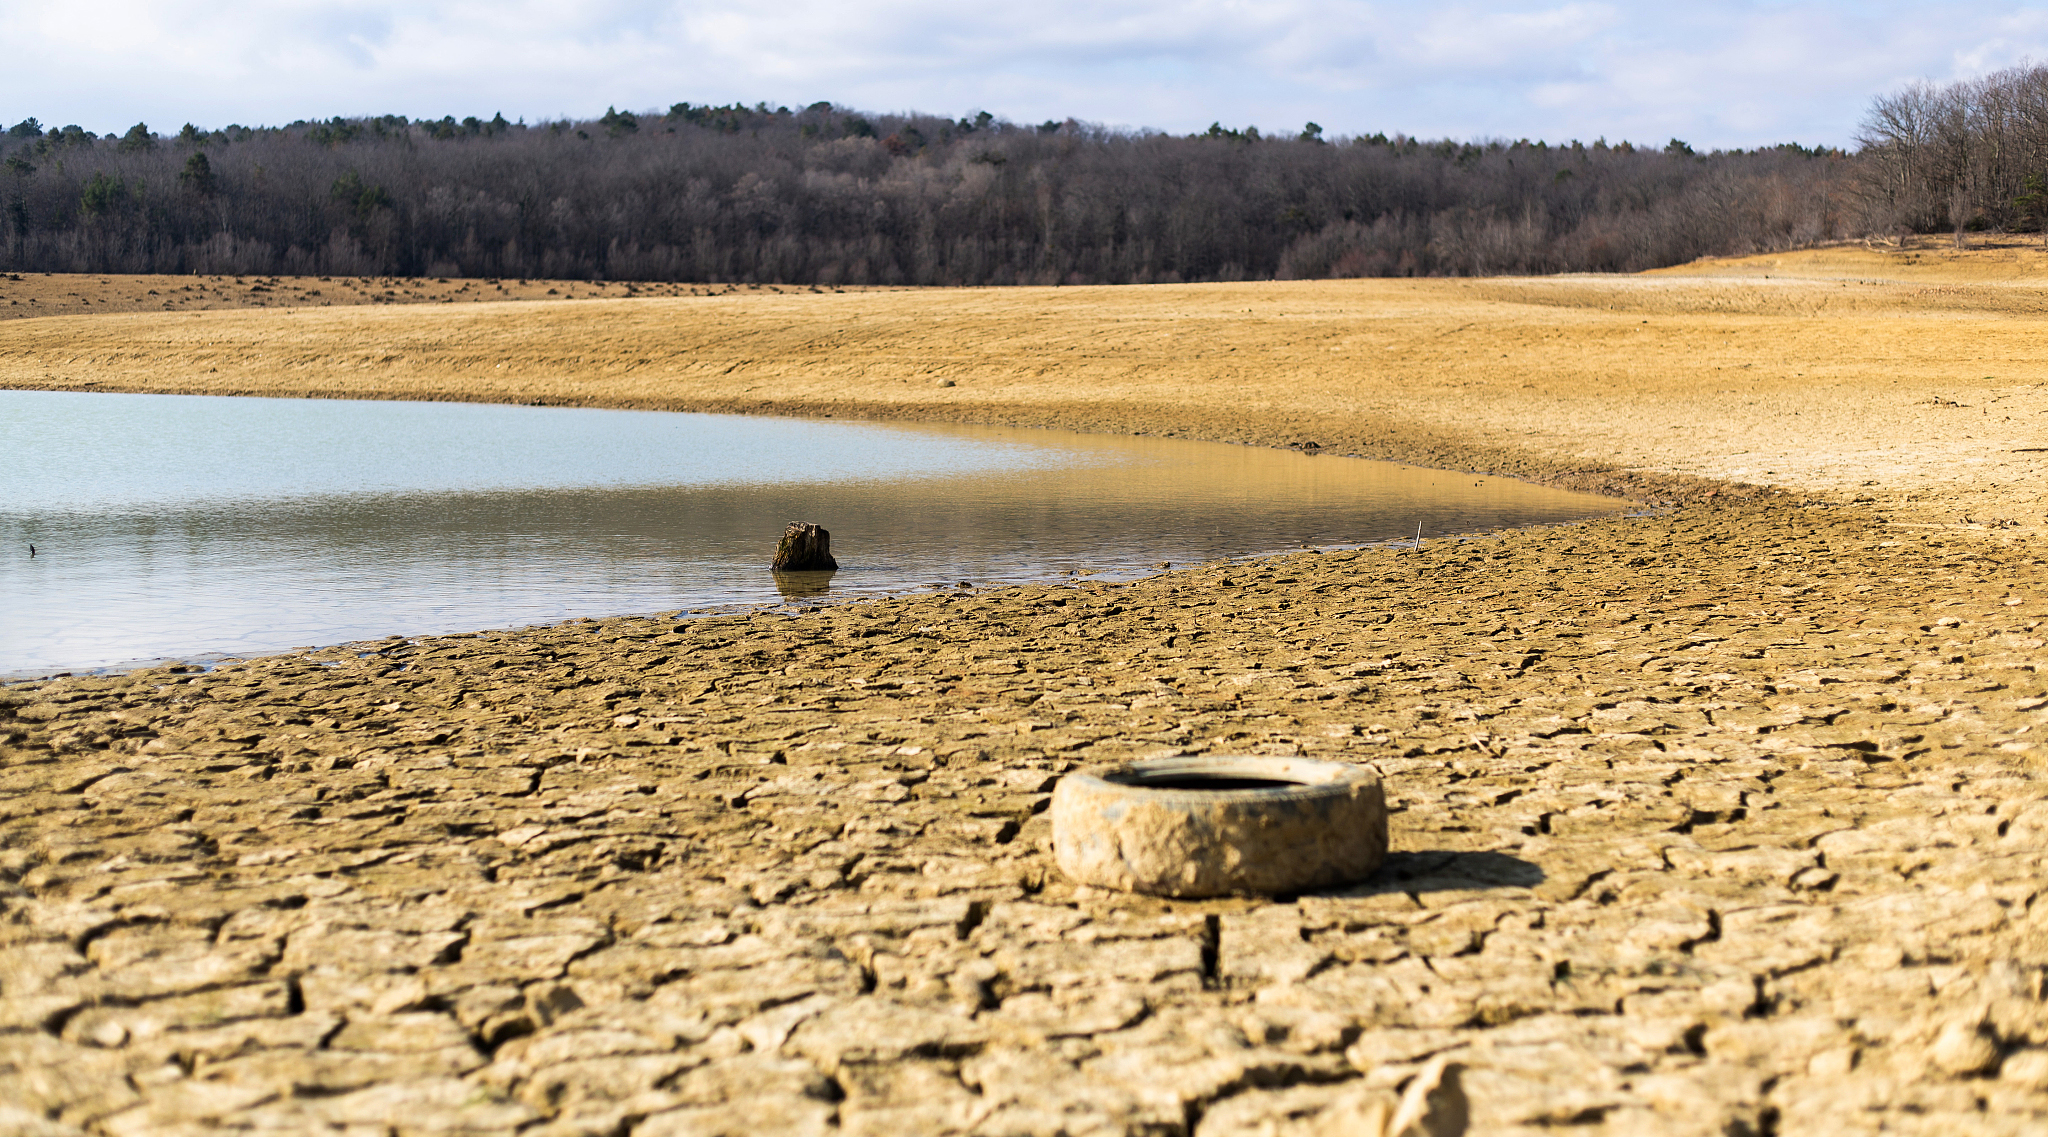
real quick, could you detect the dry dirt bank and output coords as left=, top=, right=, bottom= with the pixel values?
left=0, top=271, right=805, bottom=322
left=2, top=246, right=2044, bottom=520
left=2, top=250, right=2048, bottom=1135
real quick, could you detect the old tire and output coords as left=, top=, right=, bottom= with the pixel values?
left=1051, top=756, right=1387, bottom=898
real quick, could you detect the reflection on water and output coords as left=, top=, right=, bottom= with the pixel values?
left=0, top=390, right=1626, bottom=675
left=772, top=570, right=838, bottom=599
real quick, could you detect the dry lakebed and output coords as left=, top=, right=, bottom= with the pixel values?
left=3, top=242, right=2048, bottom=1135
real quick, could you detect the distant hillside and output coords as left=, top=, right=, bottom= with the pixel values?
left=0, top=102, right=1867, bottom=283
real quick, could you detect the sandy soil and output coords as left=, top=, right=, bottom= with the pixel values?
left=2, top=239, right=2043, bottom=525
left=3, top=246, right=2047, bottom=1135
left=0, top=272, right=818, bottom=321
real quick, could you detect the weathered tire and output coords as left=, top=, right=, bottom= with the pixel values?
left=1051, top=756, right=1387, bottom=898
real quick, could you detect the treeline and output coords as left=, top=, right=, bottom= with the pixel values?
left=0, top=101, right=1867, bottom=283
left=1857, top=62, right=2048, bottom=236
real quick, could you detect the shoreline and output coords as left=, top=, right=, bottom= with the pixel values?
left=0, top=504, right=1638, bottom=686
left=3, top=257, right=2047, bottom=1134
left=0, top=359, right=1740, bottom=508
left=5, top=260, right=2045, bottom=530
left=0, top=397, right=1643, bottom=684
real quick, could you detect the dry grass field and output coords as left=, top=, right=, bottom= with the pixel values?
left=3, top=243, right=2048, bottom=1136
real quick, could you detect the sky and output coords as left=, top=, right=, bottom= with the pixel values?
left=4, top=1, right=2047, bottom=150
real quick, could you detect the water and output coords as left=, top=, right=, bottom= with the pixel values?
left=0, top=390, right=1624, bottom=675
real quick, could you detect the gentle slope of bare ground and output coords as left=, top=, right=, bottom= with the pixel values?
left=2, top=249, right=2046, bottom=1135
left=2, top=243, right=2043, bottom=522
left=0, top=271, right=812, bottom=321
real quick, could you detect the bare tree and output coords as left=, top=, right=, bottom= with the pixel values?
left=1855, top=63, right=2048, bottom=240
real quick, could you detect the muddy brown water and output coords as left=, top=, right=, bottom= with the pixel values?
left=0, top=389, right=1623, bottom=675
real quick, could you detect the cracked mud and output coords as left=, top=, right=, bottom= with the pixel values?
left=5, top=498, right=2047, bottom=1135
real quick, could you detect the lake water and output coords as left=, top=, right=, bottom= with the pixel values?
left=0, top=390, right=1624, bottom=676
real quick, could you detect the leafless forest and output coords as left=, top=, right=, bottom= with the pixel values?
left=0, top=93, right=1950, bottom=283
left=1856, top=63, right=2048, bottom=238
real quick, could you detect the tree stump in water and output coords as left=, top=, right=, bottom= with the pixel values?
left=772, top=523, right=838, bottom=571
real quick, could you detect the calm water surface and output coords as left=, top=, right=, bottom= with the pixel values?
left=0, top=390, right=1624, bottom=675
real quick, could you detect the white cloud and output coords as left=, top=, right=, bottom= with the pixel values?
left=1402, top=4, right=1618, bottom=74
left=5, top=1, right=2048, bottom=146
